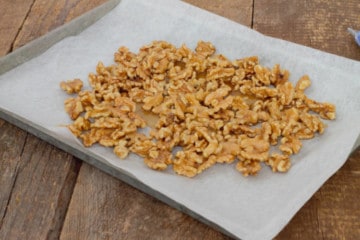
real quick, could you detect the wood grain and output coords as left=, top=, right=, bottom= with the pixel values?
left=0, top=0, right=35, bottom=56
left=11, top=0, right=107, bottom=50
left=0, top=124, right=81, bottom=239
left=184, top=0, right=253, bottom=27
left=253, top=0, right=360, bottom=61
left=60, top=164, right=231, bottom=240
left=0, top=120, right=27, bottom=226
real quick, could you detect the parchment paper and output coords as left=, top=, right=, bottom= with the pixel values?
left=0, top=0, right=359, bottom=239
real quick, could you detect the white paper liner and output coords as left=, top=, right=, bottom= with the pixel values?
left=0, top=0, right=359, bottom=239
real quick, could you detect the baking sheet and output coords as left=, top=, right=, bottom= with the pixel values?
left=0, top=0, right=359, bottom=239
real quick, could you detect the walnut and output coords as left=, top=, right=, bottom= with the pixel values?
left=78, top=91, right=98, bottom=108
left=233, top=56, right=259, bottom=76
left=195, top=41, right=215, bottom=58
left=61, top=40, right=336, bottom=178
left=295, top=75, right=311, bottom=92
left=64, top=97, right=84, bottom=120
left=279, top=135, right=302, bottom=155
left=128, top=112, right=147, bottom=128
left=251, top=87, right=278, bottom=99
left=267, top=153, right=291, bottom=172
left=203, top=138, right=220, bottom=158
left=295, top=127, right=314, bottom=140
left=60, top=78, right=83, bottom=94
left=84, top=103, right=111, bottom=119
left=239, top=136, right=270, bottom=161
left=68, top=116, right=90, bottom=137
left=257, top=122, right=272, bottom=141
left=79, top=129, right=98, bottom=147
left=79, top=128, right=117, bottom=147
left=173, top=152, right=198, bottom=178
left=114, top=140, right=129, bottom=159
left=277, top=82, right=295, bottom=105
left=173, top=150, right=217, bottom=177
left=204, top=85, right=232, bottom=106
left=232, top=96, right=250, bottom=110
left=114, top=46, right=137, bottom=67
left=217, top=138, right=240, bottom=163
left=128, top=88, right=152, bottom=102
left=304, top=98, right=336, bottom=120
left=269, top=120, right=282, bottom=145
left=114, top=96, right=136, bottom=112
left=144, top=148, right=172, bottom=170
left=235, top=109, right=258, bottom=125
left=270, top=64, right=289, bottom=86
left=236, top=159, right=261, bottom=176
left=143, top=93, right=164, bottom=111
left=97, top=129, right=119, bottom=147
left=266, top=100, right=282, bottom=120
left=253, top=65, right=271, bottom=86
left=282, top=119, right=303, bottom=137
left=130, top=138, right=155, bottom=157
left=299, top=112, right=325, bottom=134
left=207, top=67, right=235, bottom=81
left=91, top=117, right=122, bottom=129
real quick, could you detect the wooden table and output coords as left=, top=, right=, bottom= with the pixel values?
left=1, top=0, right=359, bottom=239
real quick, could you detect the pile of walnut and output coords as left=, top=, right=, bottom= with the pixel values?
left=60, top=41, right=336, bottom=177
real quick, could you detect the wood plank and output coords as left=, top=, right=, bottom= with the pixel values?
left=0, top=0, right=35, bottom=56
left=11, top=0, right=108, bottom=51
left=60, top=164, right=231, bottom=240
left=253, top=0, right=360, bottom=60
left=317, top=149, right=360, bottom=239
left=0, top=128, right=81, bottom=239
left=0, top=120, right=27, bottom=225
left=184, top=0, right=253, bottom=27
